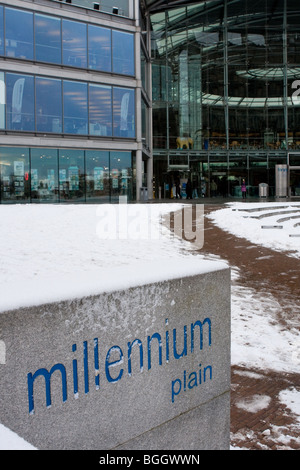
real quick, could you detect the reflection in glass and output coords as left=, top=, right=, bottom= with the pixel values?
left=5, top=8, right=33, bottom=60
left=89, top=85, right=112, bottom=136
left=36, top=78, right=62, bottom=133
left=62, top=19, right=87, bottom=68
left=113, top=88, right=135, bottom=138
left=35, top=14, right=61, bottom=64
left=0, top=7, right=4, bottom=57
left=63, top=81, right=88, bottom=134
left=0, top=147, right=30, bottom=203
left=0, top=71, right=5, bottom=129
left=30, top=149, right=58, bottom=202
left=59, top=149, right=85, bottom=202
left=86, top=151, right=110, bottom=202
left=112, top=30, right=134, bottom=75
left=110, top=151, right=132, bottom=201
left=88, top=25, right=111, bottom=72
left=6, top=74, right=35, bottom=131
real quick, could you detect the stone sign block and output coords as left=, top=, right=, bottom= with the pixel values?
left=0, top=261, right=230, bottom=450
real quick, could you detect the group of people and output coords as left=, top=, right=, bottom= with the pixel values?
left=169, top=176, right=248, bottom=199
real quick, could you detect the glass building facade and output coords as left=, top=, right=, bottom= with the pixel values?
left=1, top=0, right=300, bottom=203
left=0, top=1, right=152, bottom=203
left=150, top=0, right=300, bottom=198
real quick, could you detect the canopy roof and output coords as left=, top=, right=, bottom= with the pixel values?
left=143, top=0, right=205, bottom=14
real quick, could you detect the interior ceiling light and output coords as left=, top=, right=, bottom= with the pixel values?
left=236, top=67, right=300, bottom=81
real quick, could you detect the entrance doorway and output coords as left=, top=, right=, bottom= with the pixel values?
left=289, top=167, right=300, bottom=197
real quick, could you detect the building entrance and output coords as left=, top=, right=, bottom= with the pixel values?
left=290, top=168, right=300, bottom=197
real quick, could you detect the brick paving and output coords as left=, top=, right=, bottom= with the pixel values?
left=201, top=204, right=300, bottom=450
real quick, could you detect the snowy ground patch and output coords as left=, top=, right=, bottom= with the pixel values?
left=236, top=394, right=272, bottom=413
left=0, top=424, right=36, bottom=450
left=208, top=201, right=300, bottom=258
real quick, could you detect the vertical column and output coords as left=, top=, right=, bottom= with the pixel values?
left=135, top=2, right=142, bottom=201
left=223, top=0, right=229, bottom=153
left=136, top=149, right=143, bottom=201
left=283, top=0, right=289, bottom=153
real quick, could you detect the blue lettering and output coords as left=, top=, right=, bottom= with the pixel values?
left=105, top=345, right=124, bottom=383
left=173, top=325, right=187, bottom=359
left=83, top=341, right=89, bottom=394
left=27, top=364, right=67, bottom=414
left=127, top=338, right=143, bottom=376
left=147, top=332, right=162, bottom=370
left=94, top=338, right=100, bottom=390
left=190, top=318, right=211, bottom=352
left=72, top=344, right=78, bottom=396
left=26, top=316, right=213, bottom=412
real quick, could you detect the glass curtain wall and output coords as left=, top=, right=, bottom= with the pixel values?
left=1, top=71, right=135, bottom=138
left=0, top=5, right=135, bottom=76
left=0, top=148, right=133, bottom=203
left=151, top=0, right=300, bottom=197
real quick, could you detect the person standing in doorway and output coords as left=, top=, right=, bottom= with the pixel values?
left=241, top=179, right=247, bottom=199
left=175, top=177, right=182, bottom=199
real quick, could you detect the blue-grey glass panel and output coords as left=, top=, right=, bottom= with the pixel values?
left=5, top=8, right=34, bottom=60
left=89, top=84, right=112, bottom=136
left=30, top=148, right=59, bottom=202
left=62, top=19, right=87, bottom=68
left=6, top=74, right=35, bottom=131
left=112, top=30, right=134, bottom=76
left=36, top=77, right=62, bottom=133
left=0, top=7, right=4, bottom=56
left=110, top=151, right=132, bottom=201
left=113, top=87, right=135, bottom=138
left=59, top=149, right=85, bottom=201
left=0, top=71, right=5, bottom=129
left=0, top=147, right=30, bottom=202
left=63, top=81, right=88, bottom=134
left=88, top=24, right=111, bottom=72
left=35, top=14, right=61, bottom=64
left=86, top=150, right=110, bottom=201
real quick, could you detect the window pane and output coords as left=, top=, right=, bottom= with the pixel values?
left=6, top=73, right=35, bottom=131
left=110, top=151, right=132, bottom=201
left=89, top=84, right=112, bottom=136
left=0, top=147, right=30, bottom=203
left=30, top=149, right=58, bottom=203
left=5, top=8, right=33, bottom=60
left=36, top=77, right=62, bottom=133
left=63, top=81, right=88, bottom=134
left=86, top=150, right=110, bottom=202
left=59, top=149, right=85, bottom=202
left=0, top=6, right=4, bottom=56
left=0, top=71, right=5, bottom=129
left=88, top=25, right=111, bottom=72
left=112, top=30, right=134, bottom=75
left=62, top=19, right=87, bottom=68
left=35, top=14, right=61, bottom=64
left=113, top=87, right=135, bottom=137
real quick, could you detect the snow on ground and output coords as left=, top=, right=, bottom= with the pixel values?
left=208, top=201, right=300, bottom=258
left=207, top=202, right=300, bottom=374
left=0, top=201, right=300, bottom=449
left=208, top=201, right=300, bottom=448
left=0, top=423, right=36, bottom=450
